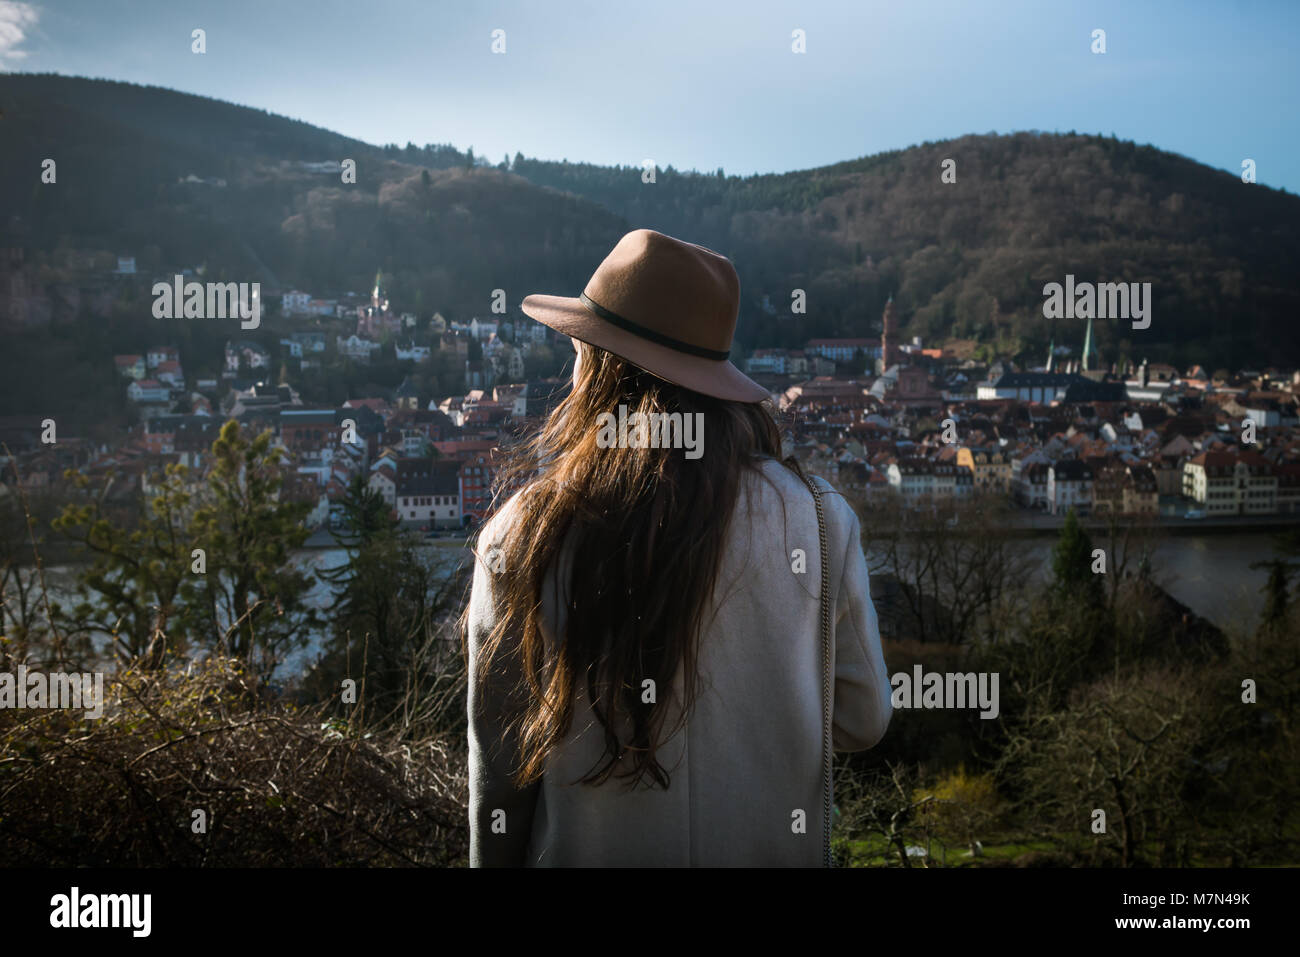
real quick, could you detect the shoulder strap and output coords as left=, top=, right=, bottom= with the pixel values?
left=800, top=471, right=834, bottom=868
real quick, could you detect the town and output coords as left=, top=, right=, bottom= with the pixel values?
left=3, top=267, right=1298, bottom=537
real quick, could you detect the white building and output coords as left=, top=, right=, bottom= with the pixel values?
left=977, top=372, right=1078, bottom=403
left=337, top=335, right=383, bottom=362
left=1014, top=462, right=1050, bottom=510
left=395, top=459, right=462, bottom=528
left=396, top=340, right=432, bottom=362
left=154, top=360, right=185, bottom=387
left=1244, top=404, right=1283, bottom=429
left=225, top=340, right=271, bottom=372
left=1183, top=451, right=1277, bottom=516
left=470, top=317, right=499, bottom=341
left=368, top=464, right=397, bottom=506
left=887, top=459, right=935, bottom=504
left=146, top=346, right=179, bottom=369
left=745, top=349, right=810, bottom=375
left=127, top=379, right=172, bottom=403
left=931, top=462, right=957, bottom=499
left=1047, top=460, right=1093, bottom=515
left=282, top=290, right=311, bottom=315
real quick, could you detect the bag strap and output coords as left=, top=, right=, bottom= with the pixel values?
left=800, top=471, right=834, bottom=868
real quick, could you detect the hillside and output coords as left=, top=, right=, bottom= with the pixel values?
left=0, top=76, right=630, bottom=429
left=1, top=73, right=1298, bottom=426
left=511, top=136, right=1300, bottom=370
left=0, top=74, right=630, bottom=312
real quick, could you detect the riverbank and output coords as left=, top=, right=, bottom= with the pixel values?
left=300, top=527, right=471, bottom=549
left=1004, top=512, right=1300, bottom=537
left=22, top=511, right=1297, bottom=564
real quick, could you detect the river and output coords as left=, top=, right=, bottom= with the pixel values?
left=300, top=530, right=1277, bottom=631
left=31, top=532, right=1283, bottom=678
left=991, top=533, right=1275, bottom=630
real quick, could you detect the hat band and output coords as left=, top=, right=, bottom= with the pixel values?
left=579, top=292, right=730, bottom=361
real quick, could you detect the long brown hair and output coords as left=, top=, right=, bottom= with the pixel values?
left=469, top=339, right=794, bottom=790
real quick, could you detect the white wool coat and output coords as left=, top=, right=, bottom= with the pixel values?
left=467, top=456, right=892, bottom=866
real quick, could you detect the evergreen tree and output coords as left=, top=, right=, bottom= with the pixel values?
left=51, top=461, right=197, bottom=664
left=186, top=421, right=320, bottom=673
left=1051, top=508, right=1102, bottom=606
left=315, top=478, right=463, bottom=717
left=330, top=475, right=397, bottom=546
left=1252, top=529, right=1298, bottom=636
left=52, top=422, right=320, bottom=675
left=1257, top=560, right=1290, bottom=633
left=1028, top=507, right=1114, bottom=690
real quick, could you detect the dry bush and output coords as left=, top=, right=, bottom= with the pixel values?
left=995, top=665, right=1212, bottom=867
left=0, top=656, right=468, bottom=867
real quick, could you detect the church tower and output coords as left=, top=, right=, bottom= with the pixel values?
left=881, top=295, right=901, bottom=370
left=1082, top=316, right=1098, bottom=372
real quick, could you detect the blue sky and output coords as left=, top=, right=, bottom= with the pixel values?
left=5, top=0, right=1298, bottom=190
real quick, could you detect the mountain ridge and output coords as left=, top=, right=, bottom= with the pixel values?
left=2, top=72, right=1298, bottom=373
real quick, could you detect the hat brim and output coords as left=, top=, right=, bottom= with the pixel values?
left=520, top=294, right=770, bottom=403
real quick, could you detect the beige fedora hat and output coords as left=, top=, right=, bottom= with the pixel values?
left=520, top=229, right=769, bottom=402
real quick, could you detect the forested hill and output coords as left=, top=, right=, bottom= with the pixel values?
left=510, top=136, right=1300, bottom=370
left=2, top=73, right=1299, bottom=372
left=0, top=74, right=631, bottom=317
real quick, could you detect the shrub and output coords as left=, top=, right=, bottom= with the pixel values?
left=0, top=656, right=468, bottom=866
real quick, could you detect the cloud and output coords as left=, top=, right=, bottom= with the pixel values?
left=0, top=1, right=38, bottom=70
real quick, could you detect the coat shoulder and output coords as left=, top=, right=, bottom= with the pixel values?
left=749, top=457, right=858, bottom=538
left=477, top=489, right=525, bottom=551
left=745, top=458, right=860, bottom=598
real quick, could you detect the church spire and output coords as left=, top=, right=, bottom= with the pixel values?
left=1082, top=316, right=1097, bottom=372
left=881, top=295, right=900, bottom=370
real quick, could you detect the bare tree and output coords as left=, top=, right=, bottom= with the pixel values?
left=863, top=491, right=1036, bottom=645
left=997, top=666, right=1208, bottom=867
left=834, top=760, right=933, bottom=867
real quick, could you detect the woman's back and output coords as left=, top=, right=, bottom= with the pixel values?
left=468, top=456, right=893, bottom=866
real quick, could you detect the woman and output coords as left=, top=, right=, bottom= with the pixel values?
left=466, top=229, right=892, bottom=866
